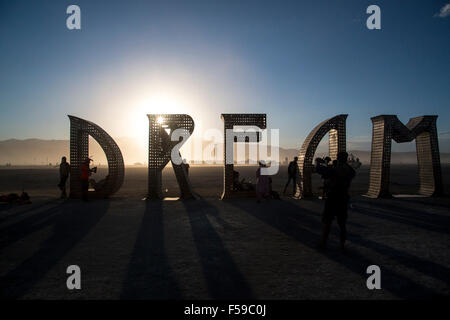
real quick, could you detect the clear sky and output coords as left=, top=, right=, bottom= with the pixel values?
left=0, top=0, right=449, bottom=151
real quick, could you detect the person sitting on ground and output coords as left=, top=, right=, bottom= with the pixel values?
left=242, top=178, right=255, bottom=191
left=0, top=191, right=31, bottom=205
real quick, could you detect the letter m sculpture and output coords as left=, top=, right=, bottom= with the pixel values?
left=367, top=115, right=443, bottom=198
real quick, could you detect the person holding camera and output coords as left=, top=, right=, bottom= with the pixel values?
left=315, top=152, right=355, bottom=251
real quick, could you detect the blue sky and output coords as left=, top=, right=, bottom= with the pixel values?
left=0, top=0, right=449, bottom=151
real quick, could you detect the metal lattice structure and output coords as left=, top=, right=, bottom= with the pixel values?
left=221, top=114, right=267, bottom=199
left=295, top=114, right=347, bottom=198
left=147, top=114, right=198, bottom=200
left=69, top=115, right=124, bottom=198
left=367, top=115, right=443, bottom=198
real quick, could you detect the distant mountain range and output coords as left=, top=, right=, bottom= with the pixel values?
left=1, top=138, right=449, bottom=166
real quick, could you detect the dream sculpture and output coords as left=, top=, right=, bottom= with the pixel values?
left=69, top=115, right=124, bottom=198
left=367, top=115, right=443, bottom=198
left=147, top=114, right=198, bottom=200
left=66, top=112, right=443, bottom=200
left=221, top=113, right=267, bottom=199
left=295, top=114, right=347, bottom=198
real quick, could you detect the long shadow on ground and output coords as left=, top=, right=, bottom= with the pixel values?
left=284, top=200, right=450, bottom=285
left=120, top=201, right=182, bottom=299
left=0, top=203, right=66, bottom=250
left=226, top=199, right=447, bottom=299
left=0, top=200, right=109, bottom=298
left=183, top=200, right=254, bottom=299
left=351, top=200, right=450, bottom=235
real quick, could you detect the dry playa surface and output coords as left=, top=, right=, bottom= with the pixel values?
left=0, top=165, right=449, bottom=299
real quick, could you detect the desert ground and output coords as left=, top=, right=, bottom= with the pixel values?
left=0, top=164, right=449, bottom=299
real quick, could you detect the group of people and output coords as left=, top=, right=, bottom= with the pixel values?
left=255, top=152, right=355, bottom=251
left=0, top=191, right=31, bottom=205
left=57, top=156, right=96, bottom=201
left=59, top=152, right=356, bottom=250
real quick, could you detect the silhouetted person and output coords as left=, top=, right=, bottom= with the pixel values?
left=0, top=191, right=31, bottom=204
left=81, top=158, right=95, bottom=201
left=283, top=157, right=299, bottom=196
left=58, top=156, right=70, bottom=198
left=315, top=151, right=355, bottom=251
left=320, top=156, right=333, bottom=199
left=232, top=169, right=255, bottom=192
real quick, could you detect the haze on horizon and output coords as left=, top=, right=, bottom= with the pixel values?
left=1, top=0, right=449, bottom=156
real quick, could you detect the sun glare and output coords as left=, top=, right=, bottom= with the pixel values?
left=129, top=88, right=194, bottom=147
